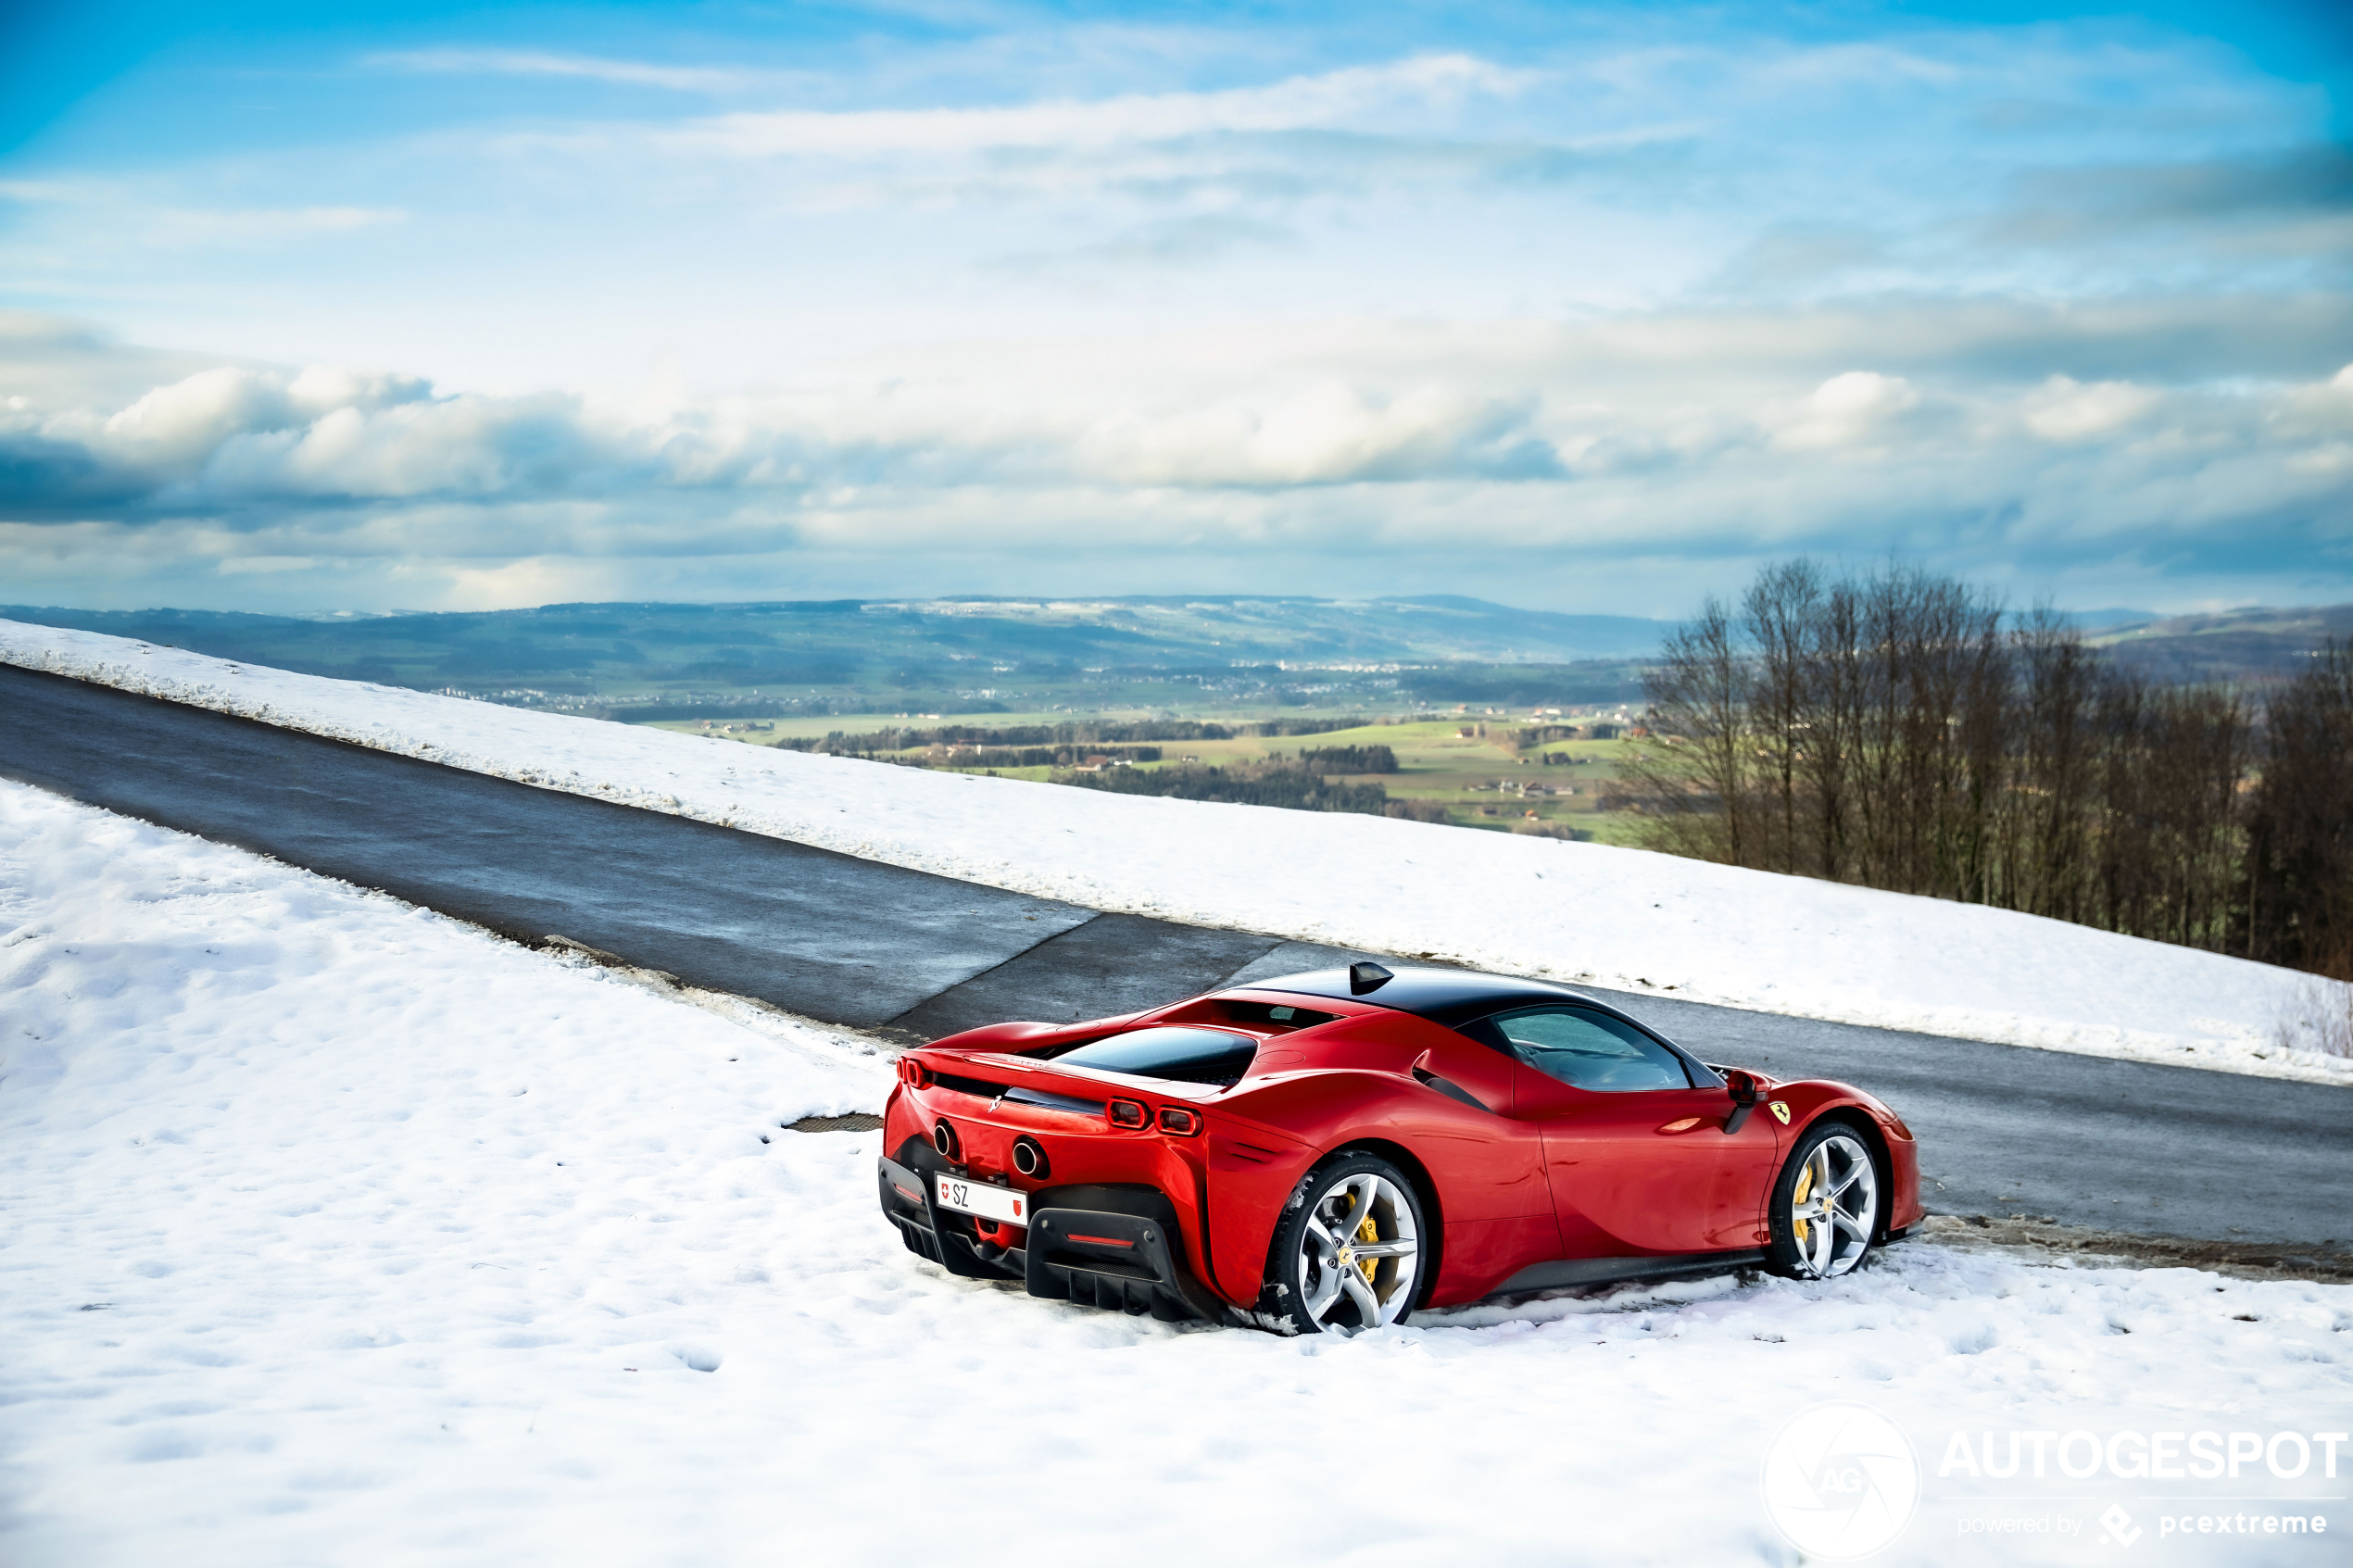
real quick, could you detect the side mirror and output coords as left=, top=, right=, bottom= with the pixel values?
left=1722, top=1070, right=1759, bottom=1135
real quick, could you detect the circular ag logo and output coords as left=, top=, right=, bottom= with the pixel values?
left=1761, top=1402, right=1920, bottom=1560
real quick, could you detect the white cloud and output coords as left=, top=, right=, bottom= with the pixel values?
left=1069, top=382, right=1554, bottom=486
left=672, top=54, right=1537, bottom=158
left=367, top=49, right=753, bottom=94
left=143, top=206, right=408, bottom=248
left=98, top=368, right=303, bottom=463
left=1771, top=370, right=1922, bottom=450
left=2021, top=375, right=2165, bottom=443
left=0, top=179, right=405, bottom=252
left=6, top=313, right=2351, bottom=620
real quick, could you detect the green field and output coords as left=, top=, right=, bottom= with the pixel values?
left=672, top=709, right=1658, bottom=846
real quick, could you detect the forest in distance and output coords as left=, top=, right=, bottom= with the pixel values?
left=1625, top=560, right=2353, bottom=985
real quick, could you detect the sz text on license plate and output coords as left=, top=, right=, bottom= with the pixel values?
left=935, top=1174, right=1026, bottom=1225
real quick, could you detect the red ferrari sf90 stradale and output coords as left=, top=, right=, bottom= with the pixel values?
left=877, top=962, right=1922, bottom=1334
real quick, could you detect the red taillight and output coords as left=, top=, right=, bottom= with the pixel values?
left=1157, top=1106, right=1202, bottom=1136
left=1107, top=1098, right=1148, bottom=1129
left=898, top=1057, right=933, bottom=1089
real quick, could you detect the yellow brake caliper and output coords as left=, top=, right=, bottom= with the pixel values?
left=1329, top=1192, right=1381, bottom=1288
left=1793, top=1163, right=1815, bottom=1248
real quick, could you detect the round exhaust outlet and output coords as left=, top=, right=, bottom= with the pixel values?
left=1011, top=1135, right=1049, bottom=1179
left=932, top=1119, right=961, bottom=1160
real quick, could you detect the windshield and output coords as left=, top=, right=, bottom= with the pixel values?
left=1051, top=1026, right=1260, bottom=1085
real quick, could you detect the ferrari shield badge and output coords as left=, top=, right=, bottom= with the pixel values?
left=1768, top=1101, right=1791, bottom=1125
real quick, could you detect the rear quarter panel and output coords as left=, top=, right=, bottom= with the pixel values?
left=1208, top=1041, right=1561, bottom=1309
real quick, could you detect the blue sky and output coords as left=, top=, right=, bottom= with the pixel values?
left=2, top=1, right=2349, bottom=616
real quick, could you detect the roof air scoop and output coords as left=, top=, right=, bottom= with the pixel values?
left=1349, top=961, right=1394, bottom=995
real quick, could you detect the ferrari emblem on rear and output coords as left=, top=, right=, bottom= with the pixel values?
left=1768, top=1101, right=1790, bottom=1125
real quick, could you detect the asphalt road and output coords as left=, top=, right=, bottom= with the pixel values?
left=5, top=660, right=2347, bottom=1252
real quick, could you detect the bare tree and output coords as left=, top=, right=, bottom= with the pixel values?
left=2000, top=608, right=2099, bottom=922
left=1631, top=595, right=1752, bottom=864
left=1838, top=565, right=2003, bottom=898
left=1616, top=558, right=2313, bottom=974
left=1798, top=576, right=1864, bottom=882
left=1745, top=558, right=1821, bottom=876
left=2242, top=639, right=2353, bottom=976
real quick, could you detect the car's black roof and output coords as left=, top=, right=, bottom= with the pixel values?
left=1244, top=965, right=1601, bottom=1028
left=1241, top=964, right=1724, bottom=1086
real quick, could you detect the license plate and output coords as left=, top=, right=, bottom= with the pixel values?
left=935, top=1173, right=1028, bottom=1226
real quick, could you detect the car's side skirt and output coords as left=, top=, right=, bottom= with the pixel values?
left=1497, top=1249, right=1767, bottom=1294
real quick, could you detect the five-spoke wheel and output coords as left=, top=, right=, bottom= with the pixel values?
left=1768, top=1123, right=1881, bottom=1279
left=1264, top=1151, right=1424, bottom=1334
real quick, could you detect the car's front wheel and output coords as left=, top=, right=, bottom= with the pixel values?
left=1767, top=1123, right=1881, bottom=1279
left=1259, top=1150, right=1425, bottom=1335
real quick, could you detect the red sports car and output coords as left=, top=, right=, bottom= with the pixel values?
left=877, top=962, right=1921, bottom=1334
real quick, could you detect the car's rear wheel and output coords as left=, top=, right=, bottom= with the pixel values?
left=1260, top=1150, right=1424, bottom=1335
left=1767, top=1123, right=1880, bottom=1279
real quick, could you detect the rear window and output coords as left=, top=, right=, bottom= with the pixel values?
left=1051, top=1026, right=1260, bottom=1085
left=1162, top=997, right=1341, bottom=1033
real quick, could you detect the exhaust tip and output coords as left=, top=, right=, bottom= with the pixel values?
left=932, top=1119, right=960, bottom=1160
left=1011, top=1135, right=1049, bottom=1179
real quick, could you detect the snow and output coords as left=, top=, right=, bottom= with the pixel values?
left=5, top=781, right=2349, bottom=1566
left=5, top=618, right=2347, bottom=1086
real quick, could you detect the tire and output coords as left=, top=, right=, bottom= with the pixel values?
left=1257, top=1150, right=1427, bottom=1335
left=1766, top=1121, right=1881, bottom=1280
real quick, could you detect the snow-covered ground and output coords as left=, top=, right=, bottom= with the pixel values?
left=4, top=618, right=2347, bottom=1085
left=5, top=782, right=2348, bottom=1566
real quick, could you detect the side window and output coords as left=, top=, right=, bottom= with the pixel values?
left=1489, top=1007, right=1692, bottom=1093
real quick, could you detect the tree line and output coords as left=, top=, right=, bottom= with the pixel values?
left=1623, top=560, right=2352, bottom=978
left=1062, top=758, right=1390, bottom=815
left=773, top=716, right=1373, bottom=756
left=1293, top=745, right=1398, bottom=773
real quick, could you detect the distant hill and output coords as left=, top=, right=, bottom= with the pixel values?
left=2088, top=603, right=2353, bottom=685
left=6, top=596, right=2334, bottom=716
left=0, top=596, right=1670, bottom=717
left=1366, top=596, right=1681, bottom=659
left=0, top=596, right=1670, bottom=669
left=849, top=596, right=1674, bottom=662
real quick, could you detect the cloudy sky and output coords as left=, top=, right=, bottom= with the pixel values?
left=3, top=0, right=2349, bottom=617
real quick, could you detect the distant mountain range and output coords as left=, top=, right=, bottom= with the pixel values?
left=2088, top=602, right=2353, bottom=684
left=2, top=596, right=2342, bottom=713
left=842, top=595, right=1680, bottom=662
left=0, top=596, right=1673, bottom=683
